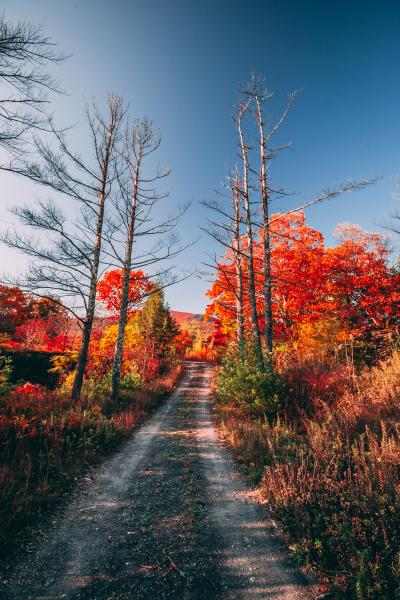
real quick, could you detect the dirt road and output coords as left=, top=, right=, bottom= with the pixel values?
left=1, top=362, right=317, bottom=599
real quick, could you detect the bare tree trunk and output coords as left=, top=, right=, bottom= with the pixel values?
left=108, top=118, right=177, bottom=399
left=231, top=176, right=244, bottom=345
left=71, top=189, right=107, bottom=400
left=72, top=319, right=92, bottom=399
left=110, top=245, right=132, bottom=401
left=71, top=101, right=120, bottom=400
left=237, top=106, right=264, bottom=369
left=111, top=152, right=141, bottom=400
left=255, top=96, right=273, bottom=357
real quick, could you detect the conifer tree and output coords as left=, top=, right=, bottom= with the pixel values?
left=135, top=288, right=178, bottom=373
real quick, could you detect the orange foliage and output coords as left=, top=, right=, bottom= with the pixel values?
left=206, top=212, right=400, bottom=353
left=174, top=329, right=192, bottom=354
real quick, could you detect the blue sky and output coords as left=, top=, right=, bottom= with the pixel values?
left=1, top=0, right=399, bottom=312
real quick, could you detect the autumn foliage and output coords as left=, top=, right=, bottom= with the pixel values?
left=207, top=212, right=400, bottom=359
left=0, top=285, right=31, bottom=334
left=0, top=288, right=73, bottom=352
left=0, top=281, right=185, bottom=549
left=0, top=268, right=190, bottom=550
left=96, top=268, right=153, bottom=314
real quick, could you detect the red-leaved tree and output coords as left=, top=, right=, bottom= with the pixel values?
left=206, top=212, right=400, bottom=357
left=97, top=269, right=153, bottom=315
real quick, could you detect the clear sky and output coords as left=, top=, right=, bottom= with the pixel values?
left=1, top=0, right=399, bottom=313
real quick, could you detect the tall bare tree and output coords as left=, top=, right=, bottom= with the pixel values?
left=240, top=74, right=375, bottom=364
left=201, top=171, right=246, bottom=345
left=104, top=117, right=187, bottom=400
left=242, top=76, right=296, bottom=358
left=1, top=96, right=124, bottom=399
left=230, top=174, right=245, bottom=345
left=204, top=76, right=375, bottom=369
left=236, top=102, right=264, bottom=369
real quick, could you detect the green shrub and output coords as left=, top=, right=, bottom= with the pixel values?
left=121, top=363, right=143, bottom=391
left=215, top=343, right=284, bottom=418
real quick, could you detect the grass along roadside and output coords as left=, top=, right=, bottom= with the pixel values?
left=212, top=350, right=400, bottom=599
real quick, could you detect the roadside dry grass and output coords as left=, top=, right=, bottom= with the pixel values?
left=213, top=352, right=400, bottom=599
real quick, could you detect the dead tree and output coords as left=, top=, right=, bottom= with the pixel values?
left=240, top=74, right=375, bottom=364
left=1, top=96, right=124, bottom=399
left=103, top=117, right=187, bottom=400
left=201, top=171, right=245, bottom=345
left=0, top=15, right=65, bottom=156
left=239, top=76, right=293, bottom=359
left=243, top=77, right=295, bottom=357
left=202, top=76, right=376, bottom=372
left=202, top=76, right=375, bottom=369
left=230, top=174, right=245, bottom=344
left=236, top=102, right=264, bottom=369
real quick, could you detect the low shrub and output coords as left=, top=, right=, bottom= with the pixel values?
left=121, top=363, right=143, bottom=391
left=215, top=343, right=284, bottom=418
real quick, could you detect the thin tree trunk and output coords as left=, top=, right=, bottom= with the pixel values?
left=71, top=126, right=114, bottom=399
left=232, top=177, right=244, bottom=345
left=111, top=154, right=141, bottom=400
left=237, top=108, right=264, bottom=369
left=255, top=96, right=273, bottom=358
left=234, top=247, right=244, bottom=345
left=72, top=318, right=92, bottom=399
left=71, top=190, right=107, bottom=400
left=110, top=244, right=132, bottom=400
left=108, top=117, right=175, bottom=397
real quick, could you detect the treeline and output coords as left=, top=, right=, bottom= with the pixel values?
left=207, top=213, right=400, bottom=364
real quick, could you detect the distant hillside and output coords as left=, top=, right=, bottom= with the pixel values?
left=170, top=311, right=200, bottom=324
left=170, top=311, right=215, bottom=338
left=69, top=310, right=208, bottom=335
